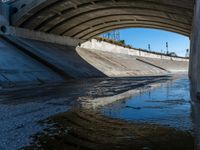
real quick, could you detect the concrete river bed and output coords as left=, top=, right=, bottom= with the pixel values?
left=0, top=75, right=196, bottom=150
left=21, top=75, right=195, bottom=150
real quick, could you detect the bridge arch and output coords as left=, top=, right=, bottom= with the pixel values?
left=10, top=0, right=194, bottom=40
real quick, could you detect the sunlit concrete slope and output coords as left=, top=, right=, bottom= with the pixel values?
left=80, top=39, right=189, bottom=75
left=76, top=47, right=168, bottom=77
left=15, top=37, right=169, bottom=77
left=137, top=57, right=188, bottom=73
left=0, top=36, right=188, bottom=87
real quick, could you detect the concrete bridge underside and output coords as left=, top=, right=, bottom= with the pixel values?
left=2, top=0, right=200, bottom=149
left=0, top=0, right=200, bottom=96
left=10, top=0, right=194, bottom=40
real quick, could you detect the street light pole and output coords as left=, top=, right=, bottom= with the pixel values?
left=166, top=42, right=169, bottom=54
left=148, top=44, right=151, bottom=51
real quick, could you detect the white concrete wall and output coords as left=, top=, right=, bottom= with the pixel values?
left=81, top=39, right=189, bottom=62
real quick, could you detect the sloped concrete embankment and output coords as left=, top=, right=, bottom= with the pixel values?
left=0, top=35, right=188, bottom=87
left=81, top=39, right=189, bottom=73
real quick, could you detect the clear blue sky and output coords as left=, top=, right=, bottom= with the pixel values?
left=113, top=28, right=190, bottom=57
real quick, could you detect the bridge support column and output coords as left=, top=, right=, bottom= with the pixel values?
left=190, top=1, right=200, bottom=149
left=190, top=0, right=200, bottom=99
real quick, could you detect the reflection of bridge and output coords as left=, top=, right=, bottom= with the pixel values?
left=0, top=0, right=199, bottom=95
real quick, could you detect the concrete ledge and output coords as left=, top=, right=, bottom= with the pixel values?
left=0, top=25, right=85, bottom=46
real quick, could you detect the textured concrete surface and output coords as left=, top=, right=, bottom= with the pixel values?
left=0, top=35, right=189, bottom=87
left=14, top=37, right=106, bottom=79
left=81, top=39, right=189, bottom=61
left=137, top=57, right=188, bottom=73
left=9, top=0, right=194, bottom=39
left=190, top=0, right=200, bottom=149
left=77, top=47, right=168, bottom=77
left=190, top=0, right=200, bottom=94
left=0, top=36, right=63, bottom=87
left=12, top=36, right=170, bottom=78
left=0, top=26, right=85, bottom=46
left=12, top=36, right=188, bottom=77
left=0, top=4, right=9, bottom=25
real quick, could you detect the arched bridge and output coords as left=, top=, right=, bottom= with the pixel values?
left=10, top=0, right=194, bottom=39
left=1, top=1, right=200, bottom=149
left=0, top=0, right=200, bottom=97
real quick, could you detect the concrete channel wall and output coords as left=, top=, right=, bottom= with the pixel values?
left=81, top=39, right=189, bottom=62
left=0, top=36, right=64, bottom=87
left=0, top=35, right=189, bottom=87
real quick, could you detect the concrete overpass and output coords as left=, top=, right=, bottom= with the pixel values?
left=9, top=0, right=194, bottom=39
left=1, top=1, right=200, bottom=149
left=0, top=0, right=200, bottom=97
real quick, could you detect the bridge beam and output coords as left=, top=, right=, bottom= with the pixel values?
left=10, top=0, right=53, bottom=26
left=10, top=0, right=193, bottom=38
left=0, top=25, right=85, bottom=46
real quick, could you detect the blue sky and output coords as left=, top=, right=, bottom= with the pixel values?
left=107, top=28, right=190, bottom=57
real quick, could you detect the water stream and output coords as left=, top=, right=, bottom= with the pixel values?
left=100, top=75, right=193, bottom=132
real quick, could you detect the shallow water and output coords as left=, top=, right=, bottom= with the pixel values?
left=100, top=75, right=193, bottom=132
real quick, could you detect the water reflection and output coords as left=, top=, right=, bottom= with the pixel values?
left=23, top=75, right=195, bottom=150
left=100, top=75, right=193, bottom=132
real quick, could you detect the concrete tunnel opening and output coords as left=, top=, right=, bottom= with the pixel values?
left=1, top=0, right=200, bottom=149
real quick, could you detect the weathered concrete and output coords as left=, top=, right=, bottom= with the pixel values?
left=9, top=0, right=194, bottom=39
left=0, top=35, right=64, bottom=87
left=0, top=26, right=85, bottom=46
left=4, top=36, right=106, bottom=79
left=78, top=48, right=188, bottom=75
left=190, top=1, right=200, bottom=149
left=13, top=36, right=168, bottom=77
left=0, top=3, right=9, bottom=26
left=81, top=39, right=189, bottom=62
left=0, top=35, right=189, bottom=87
left=19, top=36, right=188, bottom=77
left=190, top=0, right=200, bottom=97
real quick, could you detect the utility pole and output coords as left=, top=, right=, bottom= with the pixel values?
left=185, top=49, right=190, bottom=57
left=148, top=44, right=151, bottom=51
left=166, top=42, right=169, bottom=54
